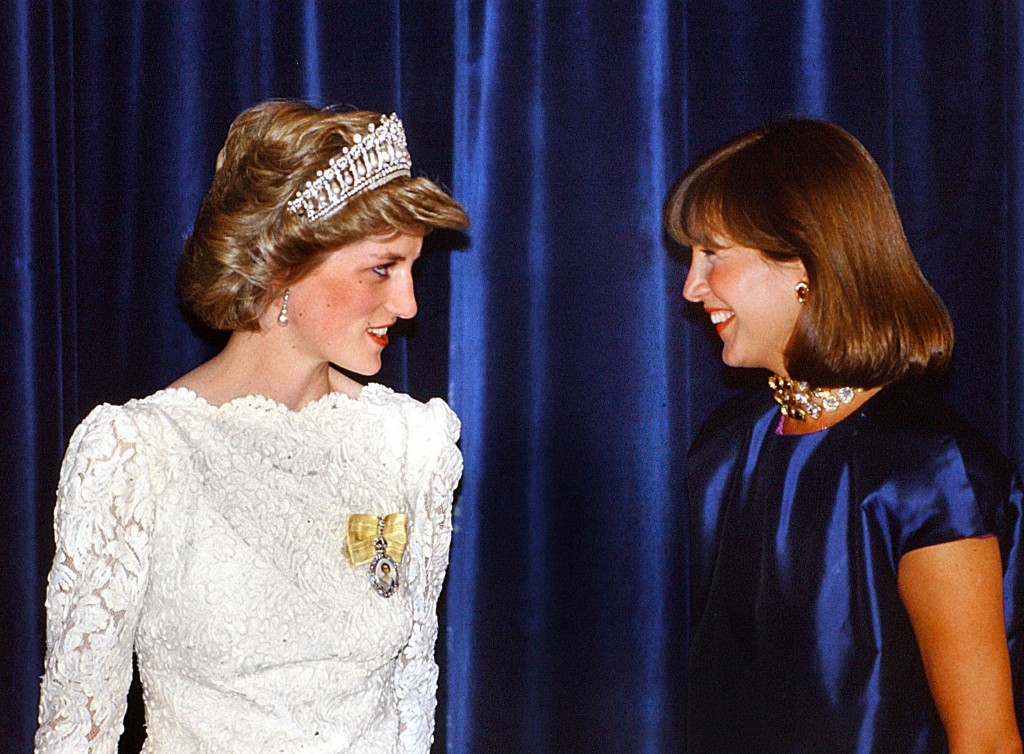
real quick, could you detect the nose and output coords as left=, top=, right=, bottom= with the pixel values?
left=682, top=260, right=708, bottom=302
left=388, top=272, right=418, bottom=319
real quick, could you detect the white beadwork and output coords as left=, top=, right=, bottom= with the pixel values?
left=35, top=384, right=460, bottom=753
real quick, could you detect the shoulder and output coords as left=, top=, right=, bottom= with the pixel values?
left=855, top=381, right=1020, bottom=554
left=71, top=389, right=189, bottom=448
left=60, top=390, right=197, bottom=487
left=689, top=389, right=775, bottom=463
left=695, top=388, right=775, bottom=437
left=55, top=396, right=172, bottom=530
left=360, top=384, right=461, bottom=444
left=857, top=381, right=1016, bottom=487
left=372, top=388, right=462, bottom=495
left=65, top=398, right=155, bottom=460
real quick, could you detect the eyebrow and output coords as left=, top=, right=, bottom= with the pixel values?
left=370, top=250, right=421, bottom=263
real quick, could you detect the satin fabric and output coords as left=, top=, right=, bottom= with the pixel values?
left=345, top=513, right=409, bottom=566
left=687, top=382, right=1024, bottom=753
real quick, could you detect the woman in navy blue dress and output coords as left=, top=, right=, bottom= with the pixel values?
left=665, top=119, right=1023, bottom=753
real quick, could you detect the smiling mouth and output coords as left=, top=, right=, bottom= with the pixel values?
left=707, top=310, right=734, bottom=333
left=367, top=326, right=389, bottom=347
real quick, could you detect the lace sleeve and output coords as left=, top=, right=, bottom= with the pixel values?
left=35, top=406, right=155, bottom=754
left=395, top=399, right=462, bottom=752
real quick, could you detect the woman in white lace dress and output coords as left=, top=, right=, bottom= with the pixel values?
left=35, top=101, right=469, bottom=753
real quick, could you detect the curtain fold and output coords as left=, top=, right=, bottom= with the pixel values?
left=1009, top=0, right=1024, bottom=464
left=4, top=2, right=1024, bottom=752
left=1, top=1, right=71, bottom=746
left=448, top=3, right=691, bottom=749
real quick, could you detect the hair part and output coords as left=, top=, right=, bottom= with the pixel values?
left=664, top=119, right=953, bottom=386
left=179, top=100, right=469, bottom=331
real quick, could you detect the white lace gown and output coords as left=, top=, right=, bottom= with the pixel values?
left=35, top=384, right=461, bottom=753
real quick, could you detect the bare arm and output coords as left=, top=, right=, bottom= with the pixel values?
left=898, top=537, right=1021, bottom=754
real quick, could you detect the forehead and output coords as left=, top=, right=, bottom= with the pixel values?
left=682, top=202, right=732, bottom=250
left=344, top=233, right=424, bottom=259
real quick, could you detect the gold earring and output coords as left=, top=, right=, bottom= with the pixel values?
left=794, top=281, right=809, bottom=305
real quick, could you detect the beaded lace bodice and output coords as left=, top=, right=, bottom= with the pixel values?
left=35, top=384, right=461, bottom=753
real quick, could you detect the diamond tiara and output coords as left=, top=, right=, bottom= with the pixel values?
left=286, top=113, right=412, bottom=222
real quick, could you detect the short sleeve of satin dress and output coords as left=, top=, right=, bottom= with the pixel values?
left=36, top=384, right=461, bottom=754
left=685, top=381, right=1024, bottom=754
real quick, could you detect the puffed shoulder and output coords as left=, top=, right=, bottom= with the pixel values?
left=368, top=387, right=461, bottom=443
left=418, top=396, right=461, bottom=444
left=71, top=394, right=184, bottom=439
left=69, top=401, right=143, bottom=443
left=389, top=395, right=462, bottom=494
left=403, top=396, right=461, bottom=462
left=60, top=402, right=152, bottom=479
left=56, top=401, right=158, bottom=513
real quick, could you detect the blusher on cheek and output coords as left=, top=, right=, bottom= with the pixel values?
left=705, top=267, right=731, bottom=298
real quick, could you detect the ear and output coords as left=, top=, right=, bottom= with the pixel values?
left=268, top=266, right=300, bottom=298
left=785, top=257, right=809, bottom=283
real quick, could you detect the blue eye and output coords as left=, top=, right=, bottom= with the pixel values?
left=372, top=264, right=392, bottom=278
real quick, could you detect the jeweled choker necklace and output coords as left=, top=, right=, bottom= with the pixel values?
left=768, top=374, right=861, bottom=421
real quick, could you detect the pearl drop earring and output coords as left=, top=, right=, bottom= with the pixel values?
left=278, top=289, right=290, bottom=326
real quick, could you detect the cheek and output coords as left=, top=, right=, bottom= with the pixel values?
left=314, top=280, right=372, bottom=317
left=706, top=264, right=745, bottom=296
left=346, top=282, right=386, bottom=315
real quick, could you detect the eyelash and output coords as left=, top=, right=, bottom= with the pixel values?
left=372, top=264, right=393, bottom=278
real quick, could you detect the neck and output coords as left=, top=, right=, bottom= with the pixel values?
left=770, top=373, right=883, bottom=435
left=170, top=329, right=362, bottom=410
left=779, top=386, right=881, bottom=434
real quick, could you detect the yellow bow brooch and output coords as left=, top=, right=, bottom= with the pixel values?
left=345, top=513, right=407, bottom=598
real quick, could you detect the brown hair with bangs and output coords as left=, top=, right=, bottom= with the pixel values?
left=179, top=100, right=469, bottom=331
left=663, top=119, right=952, bottom=387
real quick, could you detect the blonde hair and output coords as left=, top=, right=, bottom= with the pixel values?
left=664, top=119, right=952, bottom=387
left=179, top=100, right=469, bottom=331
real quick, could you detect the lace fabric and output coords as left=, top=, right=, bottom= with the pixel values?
left=36, top=384, right=461, bottom=753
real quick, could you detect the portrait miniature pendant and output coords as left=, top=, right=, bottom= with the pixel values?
left=344, top=511, right=406, bottom=599
left=370, top=526, right=400, bottom=598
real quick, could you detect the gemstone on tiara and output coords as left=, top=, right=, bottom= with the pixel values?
left=286, top=113, right=412, bottom=223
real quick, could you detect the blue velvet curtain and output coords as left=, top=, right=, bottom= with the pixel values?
left=4, top=2, right=1024, bottom=752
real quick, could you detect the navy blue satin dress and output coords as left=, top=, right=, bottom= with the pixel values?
left=687, top=382, right=1024, bottom=753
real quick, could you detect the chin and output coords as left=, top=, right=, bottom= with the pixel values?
left=721, top=351, right=745, bottom=369
left=722, top=349, right=772, bottom=372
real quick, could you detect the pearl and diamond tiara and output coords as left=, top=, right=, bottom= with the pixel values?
left=286, top=113, right=412, bottom=223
